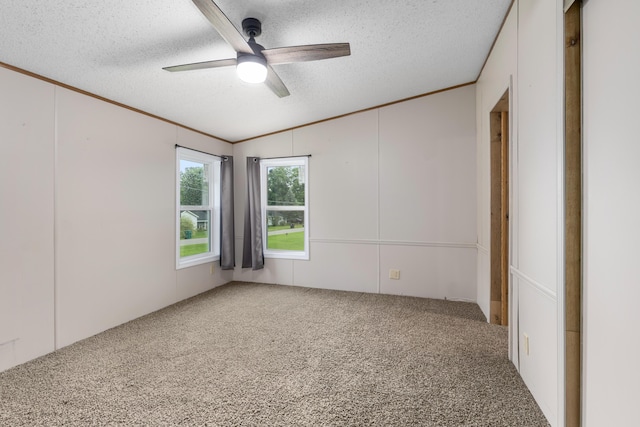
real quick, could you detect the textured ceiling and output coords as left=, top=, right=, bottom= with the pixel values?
left=0, top=0, right=512, bottom=142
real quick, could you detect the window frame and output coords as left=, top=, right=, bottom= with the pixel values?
left=176, top=147, right=221, bottom=269
left=260, top=157, right=309, bottom=260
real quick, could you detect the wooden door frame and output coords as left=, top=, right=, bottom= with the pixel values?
left=564, top=2, right=582, bottom=426
left=490, top=90, right=509, bottom=326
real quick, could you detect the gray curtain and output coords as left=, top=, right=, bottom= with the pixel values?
left=220, top=156, right=235, bottom=270
left=242, top=157, right=264, bottom=270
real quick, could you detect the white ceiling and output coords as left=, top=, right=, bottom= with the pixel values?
left=0, top=0, right=512, bottom=142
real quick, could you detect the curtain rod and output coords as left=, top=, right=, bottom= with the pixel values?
left=258, top=154, right=312, bottom=160
left=175, top=144, right=229, bottom=160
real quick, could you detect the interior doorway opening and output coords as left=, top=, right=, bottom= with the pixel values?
left=490, top=90, right=509, bottom=326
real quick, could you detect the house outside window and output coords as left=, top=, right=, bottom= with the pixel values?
left=260, top=157, right=309, bottom=260
left=176, top=147, right=221, bottom=269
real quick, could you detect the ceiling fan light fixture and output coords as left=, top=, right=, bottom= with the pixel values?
left=237, top=54, right=267, bottom=84
left=163, top=4, right=350, bottom=97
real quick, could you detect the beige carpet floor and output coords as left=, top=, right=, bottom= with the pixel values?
left=0, top=281, right=550, bottom=426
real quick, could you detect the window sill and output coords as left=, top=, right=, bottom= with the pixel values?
left=176, top=254, right=219, bottom=270
left=264, top=251, right=309, bottom=261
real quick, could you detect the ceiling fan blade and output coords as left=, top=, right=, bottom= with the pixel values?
left=163, top=58, right=237, bottom=72
left=262, top=43, right=351, bottom=65
left=264, top=65, right=290, bottom=98
left=191, top=0, right=252, bottom=54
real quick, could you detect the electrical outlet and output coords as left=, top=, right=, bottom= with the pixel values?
left=389, top=269, right=400, bottom=280
left=210, top=264, right=215, bottom=275
left=523, top=333, right=530, bottom=356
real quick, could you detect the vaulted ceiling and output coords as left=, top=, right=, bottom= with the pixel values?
left=0, top=0, right=512, bottom=142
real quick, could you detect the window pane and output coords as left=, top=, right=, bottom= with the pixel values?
left=179, top=210, right=210, bottom=258
left=180, top=160, right=209, bottom=206
left=266, top=209, right=304, bottom=251
left=267, top=165, right=305, bottom=207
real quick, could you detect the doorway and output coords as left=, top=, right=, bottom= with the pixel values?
left=490, top=90, right=509, bottom=326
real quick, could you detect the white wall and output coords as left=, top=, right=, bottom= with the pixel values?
left=233, top=85, right=477, bottom=301
left=514, top=0, right=562, bottom=423
left=0, top=66, right=233, bottom=371
left=475, top=2, right=518, bottom=321
left=583, top=0, right=640, bottom=425
left=476, top=1, right=563, bottom=425
left=0, top=67, right=55, bottom=372
left=5, top=3, right=639, bottom=423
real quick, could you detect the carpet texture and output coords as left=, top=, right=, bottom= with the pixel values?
left=0, top=282, right=550, bottom=426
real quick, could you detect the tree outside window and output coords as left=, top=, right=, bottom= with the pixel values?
left=261, top=157, right=309, bottom=259
left=176, top=148, right=220, bottom=269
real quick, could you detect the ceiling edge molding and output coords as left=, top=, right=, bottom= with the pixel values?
left=232, top=81, right=477, bottom=144
left=1, top=61, right=475, bottom=145
left=0, top=61, right=231, bottom=144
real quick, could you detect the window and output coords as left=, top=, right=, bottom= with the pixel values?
left=176, top=147, right=221, bottom=269
left=260, top=157, right=309, bottom=260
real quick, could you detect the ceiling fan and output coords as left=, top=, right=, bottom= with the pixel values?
left=163, top=0, right=351, bottom=97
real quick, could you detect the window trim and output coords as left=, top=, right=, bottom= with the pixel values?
left=176, top=147, right=221, bottom=270
left=260, top=157, right=309, bottom=260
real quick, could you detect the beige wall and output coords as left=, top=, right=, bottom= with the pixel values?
left=475, top=1, right=518, bottom=322
left=0, top=66, right=233, bottom=371
left=583, top=0, right=640, bottom=425
left=4, top=2, right=639, bottom=424
left=476, top=0, right=563, bottom=425
left=0, top=68, right=55, bottom=372
left=232, top=85, right=478, bottom=301
left=475, top=1, right=640, bottom=425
